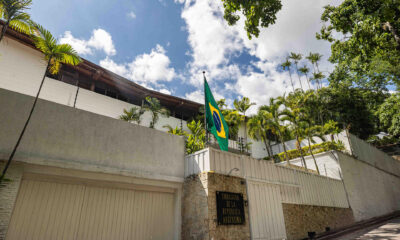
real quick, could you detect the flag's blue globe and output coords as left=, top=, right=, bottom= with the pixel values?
left=213, top=112, right=222, bottom=132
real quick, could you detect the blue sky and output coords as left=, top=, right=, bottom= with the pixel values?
left=29, top=0, right=340, bottom=114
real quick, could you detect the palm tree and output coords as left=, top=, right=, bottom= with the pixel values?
left=281, top=59, right=295, bottom=92
left=0, top=0, right=34, bottom=42
left=0, top=24, right=81, bottom=182
left=259, top=97, right=291, bottom=165
left=299, top=65, right=312, bottom=90
left=186, top=120, right=205, bottom=154
left=306, top=52, right=323, bottom=88
left=311, top=72, right=325, bottom=90
left=247, top=110, right=274, bottom=157
left=120, top=106, right=145, bottom=124
left=163, top=124, right=186, bottom=136
left=302, top=122, right=325, bottom=174
left=280, top=107, right=309, bottom=171
left=289, top=52, right=304, bottom=90
left=143, top=96, right=169, bottom=128
left=233, top=97, right=255, bottom=148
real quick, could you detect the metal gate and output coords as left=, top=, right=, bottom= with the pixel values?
left=6, top=178, right=175, bottom=240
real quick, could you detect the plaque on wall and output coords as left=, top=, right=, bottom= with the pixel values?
left=216, top=191, right=245, bottom=225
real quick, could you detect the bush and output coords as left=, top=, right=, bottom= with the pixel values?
left=269, top=141, right=345, bottom=162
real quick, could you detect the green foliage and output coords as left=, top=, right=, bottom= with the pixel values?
left=32, top=24, right=82, bottom=74
left=367, top=135, right=400, bottom=147
left=221, top=0, right=282, bottom=39
left=0, top=0, right=34, bottom=41
left=186, top=120, right=206, bottom=154
left=317, top=0, right=400, bottom=90
left=270, top=141, right=345, bottom=162
left=119, top=107, right=145, bottom=124
left=142, top=96, right=170, bottom=128
left=377, top=93, right=400, bottom=136
left=163, top=125, right=186, bottom=136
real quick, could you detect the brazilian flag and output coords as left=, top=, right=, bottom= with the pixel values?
left=204, top=77, right=229, bottom=151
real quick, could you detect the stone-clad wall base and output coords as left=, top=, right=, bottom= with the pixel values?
left=282, top=203, right=354, bottom=240
left=0, top=161, right=24, bottom=240
left=182, top=172, right=251, bottom=240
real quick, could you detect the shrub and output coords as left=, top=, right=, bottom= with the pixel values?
left=269, top=141, right=345, bottom=162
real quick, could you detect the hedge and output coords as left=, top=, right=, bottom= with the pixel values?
left=265, top=141, right=345, bottom=162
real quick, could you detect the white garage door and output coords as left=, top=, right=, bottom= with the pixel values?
left=6, top=178, right=175, bottom=240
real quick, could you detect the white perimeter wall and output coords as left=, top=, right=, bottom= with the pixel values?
left=338, top=152, right=400, bottom=221
left=0, top=88, right=186, bottom=182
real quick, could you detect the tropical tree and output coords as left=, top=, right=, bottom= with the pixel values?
left=301, top=122, right=325, bottom=174
left=0, top=24, right=81, bottom=182
left=186, top=120, right=205, bottom=154
left=280, top=106, right=309, bottom=170
left=317, top=0, right=400, bottom=90
left=143, top=96, right=169, bottom=128
left=233, top=97, right=255, bottom=146
left=222, top=0, right=282, bottom=39
left=306, top=52, right=323, bottom=88
left=377, top=92, right=400, bottom=137
left=311, top=72, right=324, bottom=90
left=163, top=124, right=186, bottom=136
left=289, top=52, right=304, bottom=90
left=259, top=97, right=291, bottom=164
left=119, top=106, right=145, bottom=124
left=299, top=65, right=312, bottom=90
left=281, top=59, right=295, bottom=92
left=247, top=110, right=274, bottom=157
left=0, top=0, right=34, bottom=42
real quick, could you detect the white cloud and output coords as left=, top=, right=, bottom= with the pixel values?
left=99, top=57, right=128, bottom=76
left=177, top=0, right=334, bottom=110
left=59, top=28, right=116, bottom=56
left=160, top=88, right=172, bottom=95
left=99, top=44, right=176, bottom=85
left=127, top=11, right=136, bottom=19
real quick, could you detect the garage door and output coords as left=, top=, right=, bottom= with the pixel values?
left=6, top=178, right=176, bottom=240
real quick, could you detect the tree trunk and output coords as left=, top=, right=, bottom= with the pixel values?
left=0, top=59, right=51, bottom=182
left=305, top=74, right=311, bottom=90
left=0, top=21, right=10, bottom=43
left=308, top=137, right=320, bottom=174
left=277, top=127, right=290, bottom=165
left=296, top=136, right=308, bottom=171
left=295, top=63, right=303, bottom=90
left=262, top=136, right=272, bottom=158
left=288, top=71, right=295, bottom=92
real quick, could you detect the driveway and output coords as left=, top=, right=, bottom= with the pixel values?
left=337, top=217, right=400, bottom=240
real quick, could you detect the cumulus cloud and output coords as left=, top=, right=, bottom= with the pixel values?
left=99, top=44, right=176, bottom=86
left=59, top=28, right=116, bottom=56
left=177, top=0, right=334, bottom=112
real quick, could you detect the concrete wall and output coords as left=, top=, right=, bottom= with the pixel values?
left=338, top=152, right=400, bottom=222
left=0, top=88, right=185, bottom=182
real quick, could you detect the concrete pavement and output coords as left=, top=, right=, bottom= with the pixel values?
left=337, top=217, right=400, bottom=240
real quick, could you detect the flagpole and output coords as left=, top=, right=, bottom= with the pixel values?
left=203, top=71, right=209, bottom=147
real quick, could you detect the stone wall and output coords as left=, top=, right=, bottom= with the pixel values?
left=282, top=203, right=354, bottom=240
left=182, top=172, right=251, bottom=240
left=0, top=162, right=24, bottom=240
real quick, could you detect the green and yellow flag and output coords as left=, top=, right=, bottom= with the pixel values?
left=204, top=76, right=229, bottom=151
